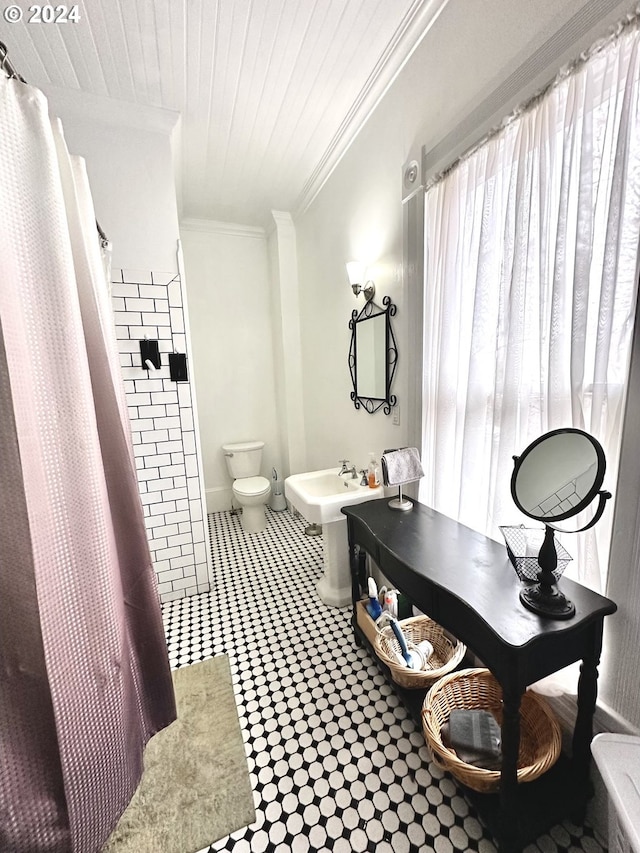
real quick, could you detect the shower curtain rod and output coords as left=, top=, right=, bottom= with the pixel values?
left=1, top=40, right=111, bottom=248
left=0, top=40, right=26, bottom=83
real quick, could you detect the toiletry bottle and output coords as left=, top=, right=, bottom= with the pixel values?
left=366, top=577, right=382, bottom=619
left=383, top=589, right=398, bottom=618
left=367, top=453, right=380, bottom=488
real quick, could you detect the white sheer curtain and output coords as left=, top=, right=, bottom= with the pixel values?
left=420, top=20, right=640, bottom=593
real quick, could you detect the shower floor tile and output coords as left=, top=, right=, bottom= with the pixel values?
left=162, top=509, right=606, bottom=853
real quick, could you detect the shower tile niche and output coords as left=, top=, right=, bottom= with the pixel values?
left=111, top=268, right=211, bottom=602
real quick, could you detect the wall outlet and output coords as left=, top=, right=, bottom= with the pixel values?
left=392, top=405, right=400, bottom=426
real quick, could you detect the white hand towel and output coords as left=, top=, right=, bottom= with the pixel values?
left=381, top=447, right=424, bottom=486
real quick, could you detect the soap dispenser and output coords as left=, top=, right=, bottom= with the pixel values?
left=367, top=453, right=380, bottom=488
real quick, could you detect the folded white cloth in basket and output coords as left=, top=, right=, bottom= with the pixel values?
left=381, top=447, right=424, bottom=486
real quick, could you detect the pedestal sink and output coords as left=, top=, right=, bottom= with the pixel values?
left=285, top=468, right=386, bottom=607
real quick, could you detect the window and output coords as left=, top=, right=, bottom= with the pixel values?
left=420, top=26, right=640, bottom=593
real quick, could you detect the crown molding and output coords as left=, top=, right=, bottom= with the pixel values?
left=180, top=218, right=266, bottom=240
left=171, top=117, right=184, bottom=222
left=271, top=210, right=294, bottom=226
left=41, top=84, right=179, bottom=135
left=264, top=210, right=295, bottom=238
left=293, top=0, right=450, bottom=217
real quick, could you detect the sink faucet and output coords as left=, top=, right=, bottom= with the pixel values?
left=338, top=460, right=357, bottom=478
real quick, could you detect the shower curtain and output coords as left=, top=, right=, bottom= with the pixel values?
left=0, top=75, right=176, bottom=852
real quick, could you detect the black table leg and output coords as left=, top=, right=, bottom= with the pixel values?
left=571, top=621, right=603, bottom=819
left=499, top=685, right=523, bottom=852
left=346, top=521, right=362, bottom=641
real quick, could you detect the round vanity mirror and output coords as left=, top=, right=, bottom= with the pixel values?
left=511, top=428, right=606, bottom=523
left=510, top=428, right=611, bottom=620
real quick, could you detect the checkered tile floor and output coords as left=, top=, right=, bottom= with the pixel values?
left=162, top=508, right=606, bottom=853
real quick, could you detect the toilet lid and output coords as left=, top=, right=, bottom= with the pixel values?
left=234, top=476, right=270, bottom=497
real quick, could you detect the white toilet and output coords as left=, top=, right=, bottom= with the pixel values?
left=222, top=440, right=271, bottom=533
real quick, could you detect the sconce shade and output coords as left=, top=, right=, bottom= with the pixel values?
left=346, top=261, right=375, bottom=300
left=346, top=261, right=366, bottom=286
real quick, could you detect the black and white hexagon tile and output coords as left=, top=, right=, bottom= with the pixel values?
left=162, top=509, right=606, bottom=853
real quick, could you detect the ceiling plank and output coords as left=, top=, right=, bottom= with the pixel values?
left=1, top=0, right=479, bottom=224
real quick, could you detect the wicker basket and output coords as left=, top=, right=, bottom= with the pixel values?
left=355, top=599, right=381, bottom=646
left=373, top=615, right=466, bottom=689
left=499, top=524, right=572, bottom=582
left=422, top=668, right=562, bottom=793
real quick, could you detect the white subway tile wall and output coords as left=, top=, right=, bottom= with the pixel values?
left=111, top=268, right=210, bottom=602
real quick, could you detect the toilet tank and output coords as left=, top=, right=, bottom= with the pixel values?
left=222, top=440, right=265, bottom=479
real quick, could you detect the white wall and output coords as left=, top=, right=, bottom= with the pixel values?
left=111, top=268, right=211, bottom=602
left=44, top=89, right=213, bottom=600
left=180, top=221, right=280, bottom=511
left=296, top=142, right=407, bottom=475
left=268, top=212, right=307, bottom=476
left=44, top=88, right=181, bottom=273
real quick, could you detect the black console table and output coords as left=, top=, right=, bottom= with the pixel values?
left=342, top=499, right=617, bottom=853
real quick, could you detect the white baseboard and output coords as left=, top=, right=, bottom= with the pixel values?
left=594, top=700, right=640, bottom=737
left=539, top=692, right=640, bottom=739
left=205, top=486, right=232, bottom=514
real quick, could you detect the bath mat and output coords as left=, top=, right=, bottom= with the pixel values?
left=103, top=655, right=255, bottom=853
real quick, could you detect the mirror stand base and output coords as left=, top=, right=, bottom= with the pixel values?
left=520, top=584, right=576, bottom=620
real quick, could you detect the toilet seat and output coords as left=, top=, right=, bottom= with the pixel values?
left=233, top=475, right=270, bottom=497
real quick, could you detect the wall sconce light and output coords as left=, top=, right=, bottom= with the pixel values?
left=346, top=261, right=375, bottom=301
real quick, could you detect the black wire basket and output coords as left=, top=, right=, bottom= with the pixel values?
left=499, top=525, right=572, bottom=582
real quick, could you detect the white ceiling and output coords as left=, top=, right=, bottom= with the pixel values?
left=2, top=0, right=448, bottom=225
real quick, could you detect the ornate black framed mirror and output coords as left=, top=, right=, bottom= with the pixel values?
left=348, top=296, right=398, bottom=414
left=510, top=428, right=611, bottom=619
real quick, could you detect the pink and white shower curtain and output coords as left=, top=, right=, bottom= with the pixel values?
left=0, top=74, right=176, bottom=851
